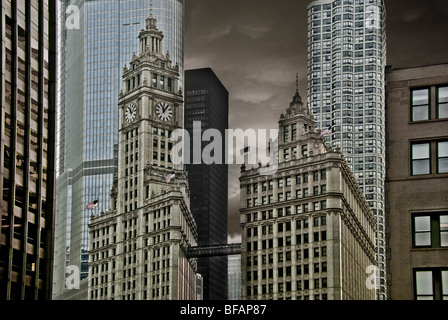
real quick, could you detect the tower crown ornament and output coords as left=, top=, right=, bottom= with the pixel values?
left=291, top=73, right=303, bottom=106
left=138, top=6, right=164, bottom=56
left=285, top=74, right=309, bottom=117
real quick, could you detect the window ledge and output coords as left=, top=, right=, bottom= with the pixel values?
left=409, top=118, right=448, bottom=125
left=411, top=247, right=448, bottom=252
left=407, top=173, right=448, bottom=180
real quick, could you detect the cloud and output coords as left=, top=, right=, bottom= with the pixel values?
left=199, top=25, right=233, bottom=42
left=184, top=53, right=216, bottom=71
left=402, top=10, right=423, bottom=22
left=238, top=23, right=273, bottom=40
left=232, top=87, right=275, bottom=104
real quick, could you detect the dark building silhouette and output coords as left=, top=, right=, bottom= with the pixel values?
left=185, top=68, right=229, bottom=300
left=1, top=0, right=57, bottom=299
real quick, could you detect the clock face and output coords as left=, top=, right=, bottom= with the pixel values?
left=125, top=103, right=137, bottom=123
left=155, top=102, right=173, bottom=122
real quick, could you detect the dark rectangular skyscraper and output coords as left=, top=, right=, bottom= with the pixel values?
left=1, top=0, right=57, bottom=299
left=185, top=68, right=229, bottom=300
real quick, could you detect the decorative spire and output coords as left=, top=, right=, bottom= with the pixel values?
left=296, top=73, right=299, bottom=94
left=146, top=0, right=157, bottom=30
left=290, top=73, right=302, bottom=107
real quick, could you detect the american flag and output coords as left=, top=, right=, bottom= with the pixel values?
left=86, top=200, right=98, bottom=209
left=320, top=126, right=332, bottom=137
left=165, top=172, right=175, bottom=183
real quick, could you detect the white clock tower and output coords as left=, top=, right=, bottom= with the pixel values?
left=88, top=14, right=198, bottom=300
left=118, top=13, right=186, bottom=201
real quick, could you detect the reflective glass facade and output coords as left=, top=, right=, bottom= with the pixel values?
left=53, top=0, right=183, bottom=299
left=306, top=0, right=387, bottom=299
left=1, top=0, right=57, bottom=300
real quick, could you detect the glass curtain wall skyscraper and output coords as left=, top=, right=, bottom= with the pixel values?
left=1, top=0, right=57, bottom=300
left=53, top=0, right=184, bottom=299
left=306, top=0, right=387, bottom=299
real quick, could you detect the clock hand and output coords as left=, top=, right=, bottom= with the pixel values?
left=164, top=108, right=171, bottom=117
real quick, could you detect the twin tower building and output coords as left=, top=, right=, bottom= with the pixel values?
left=87, top=12, right=377, bottom=300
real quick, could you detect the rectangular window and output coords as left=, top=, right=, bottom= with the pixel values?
left=262, top=182, right=267, bottom=191
left=292, top=147, right=297, bottom=158
left=284, top=126, right=289, bottom=143
left=321, top=185, right=327, bottom=194
left=441, top=215, right=448, bottom=247
left=160, top=76, right=165, bottom=90
left=314, top=248, right=319, bottom=259
left=411, top=88, right=430, bottom=121
left=284, top=149, right=290, bottom=161
left=414, top=216, right=432, bottom=247
left=437, top=141, right=448, bottom=174
left=278, top=179, right=284, bottom=188
left=437, top=86, right=448, bottom=119
left=414, top=269, right=448, bottom=300
left=413, top=213, right=448, bottom=248
left=443, top=270, right=448, bottom=300
left=303, top=249, right=309, bottom=259
left=321, top=169, right=327, bottom=179
left=152, top=74, right=158, bottom=88
left=303, top=204, right=309, bottom=213
left=321, top=215, right=327, bottom=226
left=412, top=143, right=430, bottom=175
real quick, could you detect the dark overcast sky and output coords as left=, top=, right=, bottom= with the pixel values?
left=183, top=0, right=448, bottom=241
